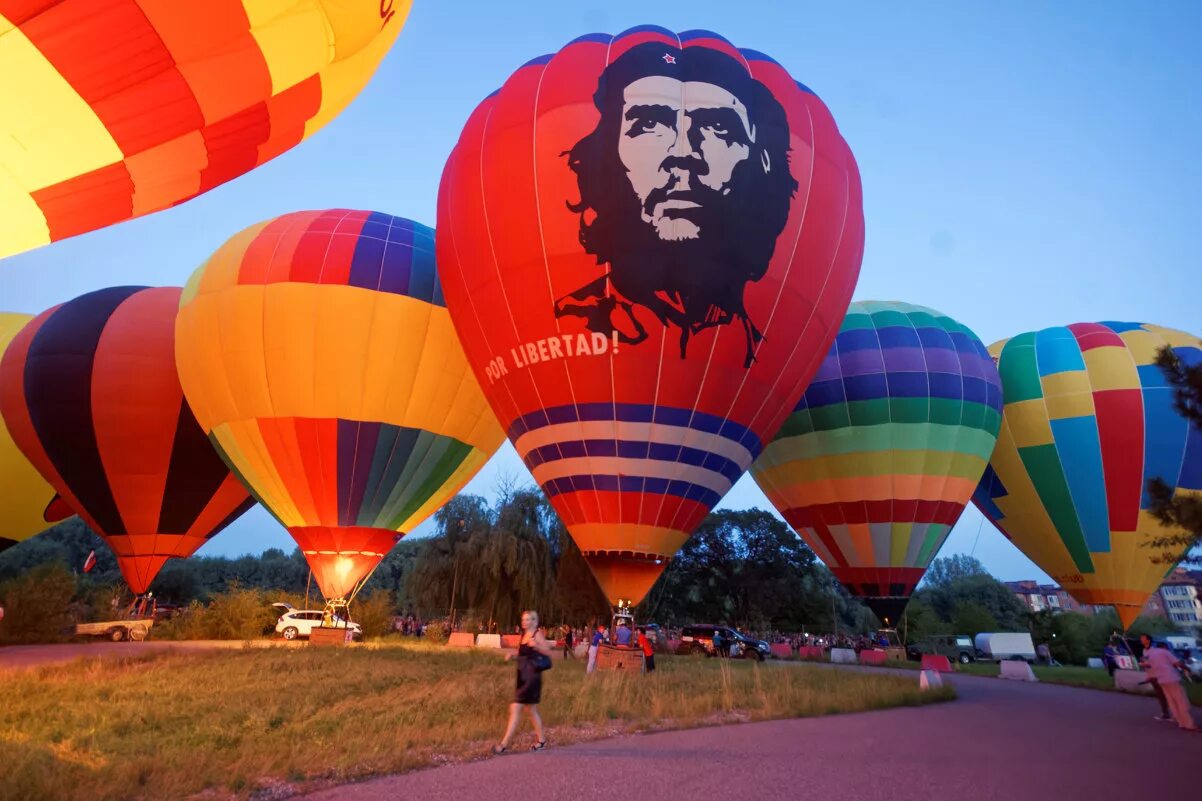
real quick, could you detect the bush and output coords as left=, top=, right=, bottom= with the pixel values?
left=0, top=562, right=77, bottom=644
left=423, top=618, right=451, bottom=644
left=353, top=590, right=397, bottom=639
left=153, top=587, right=277, bottom=640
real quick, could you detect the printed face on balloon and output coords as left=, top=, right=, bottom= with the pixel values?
left=558, top=44, right=799, bottom=368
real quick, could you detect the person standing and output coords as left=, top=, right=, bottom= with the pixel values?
left=494, top=610, right=554, bottom=753
left=1141, top=640, right=1197, bottom=731
left=1138, top=635, right=1174, bottom=722
left=562, top=625, right=575, bottom=659
left=587, top=624, right=606, bottom=674
left=639, top=628, right=656, bottom=673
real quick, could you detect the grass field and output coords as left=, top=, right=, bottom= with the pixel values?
left=1, top=644, right=952, bottom=801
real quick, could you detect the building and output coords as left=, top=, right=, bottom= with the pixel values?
left=1006, top=568, right=1201, bottom=631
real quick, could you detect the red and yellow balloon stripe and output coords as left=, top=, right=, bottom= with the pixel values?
left=0, top=0, right=411, bottom=258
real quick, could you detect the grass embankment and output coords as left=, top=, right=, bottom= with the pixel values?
left=2, top=643, right=952, bottom=801
left=885, top=658, right=1202, bottom=705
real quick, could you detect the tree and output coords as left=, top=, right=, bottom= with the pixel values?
left=950, top=603, right=998, bottom=639
left=1147, top=347, right=1202, bottom=567
left=922, top=554, right=988, bottom=589
left=0, top=562, right=76, bottom=644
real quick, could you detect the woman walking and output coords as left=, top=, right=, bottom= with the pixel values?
left=493, top=610, right=553, bottom=753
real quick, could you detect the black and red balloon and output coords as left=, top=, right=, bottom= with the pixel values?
left=0, top=287, right=254, bottom=593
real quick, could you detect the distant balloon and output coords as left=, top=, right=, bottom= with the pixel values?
left=0, top=313, right=73, bottom=552
left=973, top=322, right=1202, bottom=629
left=752, top=302, right=1003, bottom=624
left=0, top=288, right=254, bottom=593
left=0, top=1, right=412, bottom=259
left=437, top=27, right=864, bottom=606
left=175, top=210, right=505, bottom=602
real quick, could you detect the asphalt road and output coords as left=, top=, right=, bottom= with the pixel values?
left=303, top=670, right=1198, bottom=801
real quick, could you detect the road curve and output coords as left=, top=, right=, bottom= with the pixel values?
left=302, top=671, right=1197, bottom=801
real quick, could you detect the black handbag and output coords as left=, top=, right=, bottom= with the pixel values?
left=533, top=652, right=553, bottom=672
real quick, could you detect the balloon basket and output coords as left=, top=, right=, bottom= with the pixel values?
left=309, top=627, right=354, bottom=647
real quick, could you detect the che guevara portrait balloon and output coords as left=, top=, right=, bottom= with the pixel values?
left=438, top=28, right=864, bottom=605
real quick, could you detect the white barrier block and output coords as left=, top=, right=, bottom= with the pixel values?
left=475, top=634, right=502, bottom=649
left=1114, top=668, right=1154, bottom=695
left=830, top=647, right=857, bottom=664
left=919, top=669, right=944, bottom=691
left=1086, top=657, right=1104, bottom=669
left=999, top=659, right=1038, bottom=682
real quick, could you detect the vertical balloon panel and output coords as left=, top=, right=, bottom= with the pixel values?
left=973, top=322, right=1202, bottom=628
left=438, top=27, right=864, bottom=605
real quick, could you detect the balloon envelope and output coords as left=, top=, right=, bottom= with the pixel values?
left=0, top=287, right=254, bottom=592
left=175, top=209, right=505, bottom=601
left=973, top=322, right=1202, bottom=629
left=0, top=0, right=411, bottom=259
left=437, top=27, right=864, bottom=605
left=0, top=312, right=73, bottom=552
left=752, top=301, right=1003, bottom=624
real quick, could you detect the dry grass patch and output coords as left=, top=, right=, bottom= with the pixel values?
left=1, top=643, right=952, bottom=800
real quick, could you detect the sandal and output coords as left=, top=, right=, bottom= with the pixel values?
left=530, top=740, right=547, bottom=751
left=492, top=744, right=509, bottom=755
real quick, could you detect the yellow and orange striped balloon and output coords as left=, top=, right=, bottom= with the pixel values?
left=0, top=1, right=412, bottom=259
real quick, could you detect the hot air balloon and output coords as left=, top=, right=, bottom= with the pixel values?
left=973, top=322, right=1202, bottom=629
left=0, top=313, right=73, bottom=552
left=0, top=288, right=254, bottom=593
left=0, top=1, right=412, bottom=260
left=174, top=209, right=505, bottom=608
left=751, top=301, right=1003, bottom=624
left=437, top=27, right=864, bottom=607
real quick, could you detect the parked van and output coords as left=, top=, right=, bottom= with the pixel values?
left=974, top=632, right=1036, bottom=662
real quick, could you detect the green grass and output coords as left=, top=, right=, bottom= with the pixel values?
left=0, top=643, right=953, bottom=801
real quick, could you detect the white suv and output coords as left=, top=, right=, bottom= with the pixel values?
left=274, top=606, right=362, bottom=641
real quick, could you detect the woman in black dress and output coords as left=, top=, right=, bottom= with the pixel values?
left=493, top=610, right=553, bottom=753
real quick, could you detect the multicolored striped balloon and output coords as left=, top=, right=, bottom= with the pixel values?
left=973, top=322, right=1202, bottom=629
left=0, top=0, right=411, bottom=259
left=0, top=288, right=255, bottom=593
left=437, top=27, right=864, bottom=606
left=175, top=210, right=505, bottom=602
left=752, top=301, right=1003, bottom=624
left=0, top=312, right=73, bottom=552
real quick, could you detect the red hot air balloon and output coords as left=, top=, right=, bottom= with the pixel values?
left=0, top=287, right=254, bottom=594
left=437, top=27, right=863, bottom=606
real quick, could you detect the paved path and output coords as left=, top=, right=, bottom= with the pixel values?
left=304, top=671, right=1198, bottom=801
left=0, top=639, right=301, bottom=670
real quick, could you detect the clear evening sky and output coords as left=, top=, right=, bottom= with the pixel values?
left=3, top=2, right=1199, bottom=582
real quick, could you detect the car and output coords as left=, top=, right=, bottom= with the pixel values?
left=678, top=624, right=771, bottom=661
left=907, top=634, right=976, bottom=664
left=273, top=605, right=362, bottom=641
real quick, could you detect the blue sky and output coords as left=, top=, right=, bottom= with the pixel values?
left=3, top=2, right=1199, bottom=582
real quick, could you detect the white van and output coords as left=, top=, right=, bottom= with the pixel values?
left=974, top=632, right=1036, bottom=662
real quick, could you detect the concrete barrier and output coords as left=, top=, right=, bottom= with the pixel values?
left=1086, top=657, right=1105, bottom=669
left=1114, top=668, right=1154, bottom=695
left=797, top=646, right=825, bottom=661
left=919, top=669, right=944, bottom=691
left=858, top=649, right=887, bottom=666
left=770, top=644, right=794, bottom=659
left=500, top=634, right=520, bottom=649
left=830, top=647, right=857, bottom=664
left=476, top=634, right=502, bottom=649
left=921, top=654, right=954, bottom=673
left=447, top=632, right=474, bottom=648
left=999, top=659, right=1038, bottom=682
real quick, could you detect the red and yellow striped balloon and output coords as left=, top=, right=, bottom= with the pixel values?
left=175, top=210, right=505, bottom=601
left=0, top=0, right=411, bottom=259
